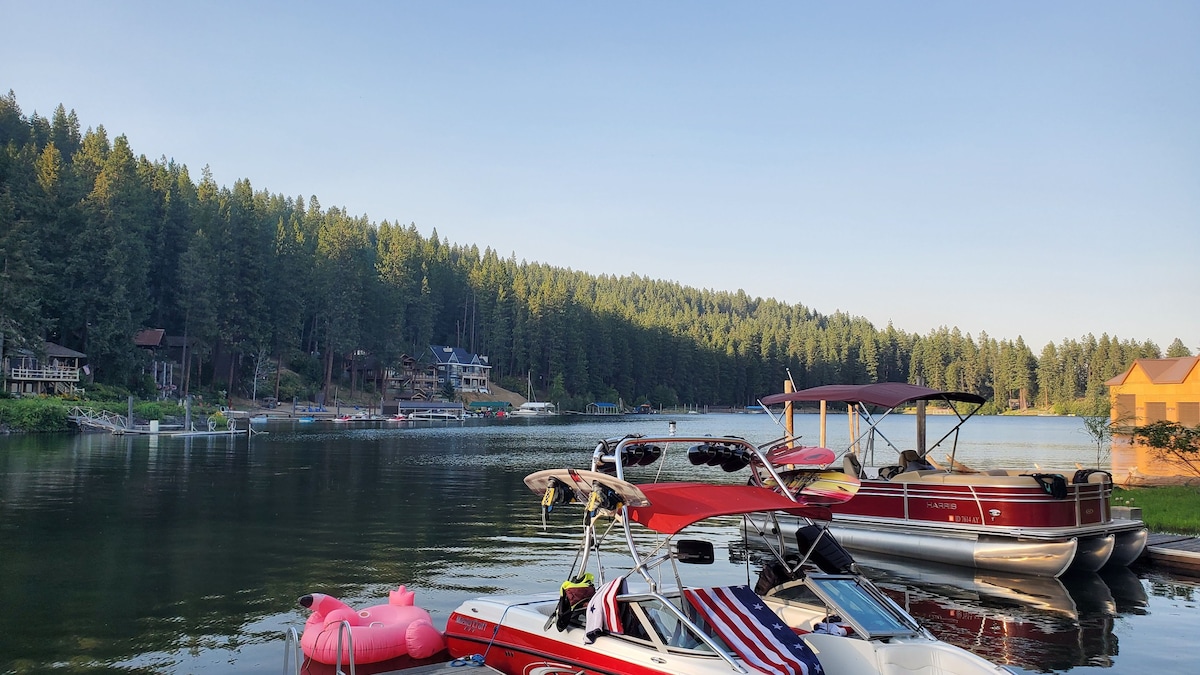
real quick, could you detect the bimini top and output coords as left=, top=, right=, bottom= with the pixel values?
left=761, top=382, right=986, bottom=409
left=629, top=483, right=830, bottom=535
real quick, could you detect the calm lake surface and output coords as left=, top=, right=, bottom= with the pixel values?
left=1, top=413, right=1197, bottom=674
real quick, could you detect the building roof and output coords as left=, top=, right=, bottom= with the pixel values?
left=429, top=345, right=490, bottom=367
left=396, top=401, right=465, bottom=410
left=469, top=401, right=511, bottom=410
left=44, top=341, right=86, bottom=358
left=1106, top=356, right=1200, bottom=386
left=133, top=328, right=166, bottom=348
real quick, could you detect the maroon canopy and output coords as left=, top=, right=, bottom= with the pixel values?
left=628, top=483, right=830, bottom=535
left=760, top=383, right=986, bottom=408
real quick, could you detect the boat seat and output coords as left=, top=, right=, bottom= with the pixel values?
left=899, top=449, right=935, bottom=472
left=843, top=454, right=863, bottom=478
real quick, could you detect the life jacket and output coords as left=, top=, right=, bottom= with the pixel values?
left=554, top=573, right=596, bottom=631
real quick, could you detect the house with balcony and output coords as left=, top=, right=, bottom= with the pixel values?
left=3, top=341, right=87, bottom=396
left=429, top=345, right=491, bottom=395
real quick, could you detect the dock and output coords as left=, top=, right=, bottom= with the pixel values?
left=1143, top=533, right=1200, bottom=573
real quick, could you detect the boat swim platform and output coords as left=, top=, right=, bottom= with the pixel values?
left=1143, top=533, right=1200, bottom=574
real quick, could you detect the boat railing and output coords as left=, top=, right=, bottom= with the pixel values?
left=281, top=626, right=301, bottom=675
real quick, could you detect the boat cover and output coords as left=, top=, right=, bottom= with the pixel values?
left=761, top=382, right=985, bottom=408
left=629, top=483, right=829, bottom=535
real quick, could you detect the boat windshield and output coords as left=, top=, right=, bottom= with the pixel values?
left=804, top=575, right=921, bottom=639
left=617, top=596, right=728, bottom=654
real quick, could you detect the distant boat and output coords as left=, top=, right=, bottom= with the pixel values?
left=407, top=410, right=464, bottom=421
left=509, top=401, right=558, bottom=417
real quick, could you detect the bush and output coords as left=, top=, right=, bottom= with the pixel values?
left=0, top=398, right=72, bottom=432
left=133, top=401, right=187, bottom=421
left=85, top=382, right=134, bottom=402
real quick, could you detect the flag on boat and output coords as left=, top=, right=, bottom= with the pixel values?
left=584, top=578, right=626, bottom=643
left=682, top=585, right=822, bottom=675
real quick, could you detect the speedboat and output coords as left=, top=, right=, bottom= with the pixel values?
left=441, top=433, right=1013, bottom=675
left=758, top=383, right=1148, bottom=577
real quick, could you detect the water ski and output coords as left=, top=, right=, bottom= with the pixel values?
left=762, top=469, right=861, bottom=506
left=766, top=446, right=837, bottom=467
left=524, top=469, right=651, bottom=507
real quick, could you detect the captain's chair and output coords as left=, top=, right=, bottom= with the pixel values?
left=843, top=454, right=863, bottom=478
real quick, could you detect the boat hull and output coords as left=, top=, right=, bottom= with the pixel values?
left=784, top=471, right=1149, bottom=577
left=757, top=511, right=1147, bottom=578
left=444, top=596, right=741, bottom=675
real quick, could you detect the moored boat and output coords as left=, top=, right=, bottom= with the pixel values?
left=508, top=401, right=557, bottom=416
left=758, top=383, right=1148, bottom=577
left=440, top=433, right=1013, bottom=675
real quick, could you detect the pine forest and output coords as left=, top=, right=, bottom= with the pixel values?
left=0, top=92, right=1189, bottom=414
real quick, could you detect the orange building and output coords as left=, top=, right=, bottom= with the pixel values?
left=1105, top=356, right=1200, bottom=427
left=1105, top=356, right=1200, bottom=484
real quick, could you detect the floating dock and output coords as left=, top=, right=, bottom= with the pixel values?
left=1143, top=533, right=1200, bottom=573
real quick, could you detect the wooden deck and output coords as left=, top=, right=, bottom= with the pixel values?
left=1144, top=533, right=1200, bottom=572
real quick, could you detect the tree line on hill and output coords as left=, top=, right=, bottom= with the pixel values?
left=0, top=92, right=1191, bottom=413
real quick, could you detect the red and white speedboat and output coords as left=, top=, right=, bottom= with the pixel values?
left=758, top=383, right=1148, bottom=578
left=441, top=433, right=1013, bottom=675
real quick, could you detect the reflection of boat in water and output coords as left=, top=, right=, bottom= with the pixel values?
left=760, top=383, right=1148, bottom=577
left=811, top=548, right=1140, bottom=672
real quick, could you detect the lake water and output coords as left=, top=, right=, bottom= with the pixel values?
left=1, top=413, right=1196, bottom=674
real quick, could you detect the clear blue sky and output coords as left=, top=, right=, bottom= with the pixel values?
left=3, top=1, right=1196, bottom=351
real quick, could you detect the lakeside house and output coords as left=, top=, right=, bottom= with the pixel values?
left=3, top=341, right=87, bottom=396
left=427, top=345, right=492, bottom=394
left=1106, top=356, right=1200, bottom=427
left=1106, top=356, right=1200, bottom=485
left=380, top=346, right=493, bottom=416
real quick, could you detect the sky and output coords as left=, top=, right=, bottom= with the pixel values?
left=2, top=1, right=1197, bottom=352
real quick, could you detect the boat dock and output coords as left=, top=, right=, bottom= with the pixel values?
left=1143, top=533, right=1200, bottom=573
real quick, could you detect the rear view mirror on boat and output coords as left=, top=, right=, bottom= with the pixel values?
left=673, top=539, right=715, bottom=564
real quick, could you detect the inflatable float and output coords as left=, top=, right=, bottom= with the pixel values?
left=298, top=586, right=445, bottom=664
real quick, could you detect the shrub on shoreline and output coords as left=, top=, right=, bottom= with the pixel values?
left=0, top=398, right=72, bottom=432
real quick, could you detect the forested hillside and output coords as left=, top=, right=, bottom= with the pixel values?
left=0, top=92, right=1187, bottom=413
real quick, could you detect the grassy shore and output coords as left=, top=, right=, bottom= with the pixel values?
left=1115, top=485, right=1200, bottom=534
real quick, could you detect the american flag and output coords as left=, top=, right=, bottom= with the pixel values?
left=682, top=585, right=823, bottom=675
left=584, top=578, right=625, bottom=644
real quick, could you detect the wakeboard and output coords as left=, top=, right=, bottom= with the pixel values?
left=766, top=446, right=837, bottom=467
left=762, top=469, right=861, bottom=506
left=525, top=468, right=652, bottom=526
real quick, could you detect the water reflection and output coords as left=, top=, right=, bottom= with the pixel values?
left=848, top=551, right=1141, bottom=672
